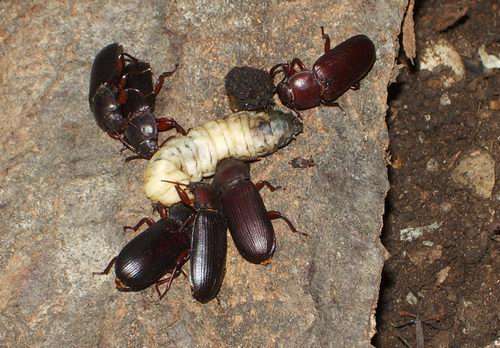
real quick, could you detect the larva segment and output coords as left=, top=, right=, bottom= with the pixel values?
left=189, top=127, right=217, bottom=174
left=225, top=115, right=249, bottom=157
left=203, top=120, right=231, bottom=161
left=144, top=110, right=302, bottom=206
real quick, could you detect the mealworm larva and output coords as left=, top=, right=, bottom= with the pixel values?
left=144, top=110, right=303, bottom=206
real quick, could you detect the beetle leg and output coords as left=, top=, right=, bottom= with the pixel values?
left=115, top=278, right=133, bottom=292
left=114, top=136, right=136, bottom=153
left=350, top=81, right=361, bottom=90
left=321, top=100, right=339, bottom=107
left=267, top=211, right=308, bottom=236
left=121, top=52, right=140, bottom=64
left=123, top=217, right=156, bottom=233
left=173, top=184, right=193, bottom=206
left=290, top=58, right=307, bottom=71
left=124, top=154, right=149, bottom=162
left=149, top=65, right=179, bottom=97
left=126, top=66, right=152, bottom=77
left=158, top=278, right=174, bottom=300
left=254, top=180, right=283, bottom=192
left=155, top=275, right=173, bottom=298
left=156, top=117, right=187, bottom=135
left=108, top=132, right=151, bottom=160
left=320, top=26, right=331, bottom=52
left=116, top=74, right=128, bottom=105
left=321, top=100, right=346, bottom=115
left=115, top=52, right=126, bottom=77
left=270, top=63, right=286, bottom=78
left=93, top=256, right=117, bottom=276
left=107, top=131, right=122, bottom=141
left=154, top=203, right=169, bottom=219
left=178, top=214, right=196, bottom=231
left=158, top=251, right=190, bottom=300
left=284, top=63, right=297, bottom=76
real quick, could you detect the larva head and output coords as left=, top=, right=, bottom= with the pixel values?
left=268, top=110, right=303, bottom=149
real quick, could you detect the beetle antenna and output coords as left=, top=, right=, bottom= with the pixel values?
left=161, top=180, right=189, bottom=187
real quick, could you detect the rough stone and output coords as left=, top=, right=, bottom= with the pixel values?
left=408, top=245, right=443, bottom=267
left=0, top=1, right=404, bottom=346
left=451, top=150, right=496, bottom=199
left=420, top=39, right=465, bottom=87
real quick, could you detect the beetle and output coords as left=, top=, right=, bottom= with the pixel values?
left=123, top=60, right=158, bottom=110
left=121, top=60, right=187, bottom=159
left=93, top=202, right=193, bottom=298
left=270, top=27, right=376, bottom=110
left=89, top=43, right=185, bottom=159
left=174, top=183, right=227, bottom=303
left=88, top=43, right=129, bottom=132
left=212, top=158, right=305, bottom=264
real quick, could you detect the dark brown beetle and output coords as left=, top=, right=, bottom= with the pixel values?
left=88, top=43, right=128, bottom=132
left=270, top=27, right=376, bottom=110
left=89, top=43, right=185, bottom=159
left=212, top=158, right=303, bottom=265
left=93, top=203, right=193, bottom=298
left=174, top=183, right=227, bottom=303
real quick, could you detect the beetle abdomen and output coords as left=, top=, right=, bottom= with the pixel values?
left=144, top=110, right=302, bottom=206
left=314, top=35, right=376, bottom=101
left=89, top=43, right=122, bottom=107
left=220, top=181, right=276, bottom=264
left=190, top=210, right=227, bottom=303
left=115, top=219, right=190, bottom=291
left=124, top=61, right=156, bottom=111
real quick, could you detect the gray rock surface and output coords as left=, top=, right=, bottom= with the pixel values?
left=0, top=1, right=405, bottom=346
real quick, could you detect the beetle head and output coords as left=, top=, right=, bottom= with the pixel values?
left=276, top=80, right=294, bottom=108
left=124, top=110, right=158, bottom=159
left=278, top=71, right=321, bottom=110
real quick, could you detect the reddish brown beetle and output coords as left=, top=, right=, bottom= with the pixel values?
left=212, top=158, right=305, bottom=265
left=270, top=27, right=376, bottom=110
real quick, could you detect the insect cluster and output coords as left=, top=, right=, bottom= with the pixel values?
left=89, top=27, right=376, bottom=303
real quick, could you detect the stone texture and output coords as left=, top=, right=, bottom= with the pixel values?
left=451, top=150, right=496, bottom=199
left=0, top=1, right=404, bottom=346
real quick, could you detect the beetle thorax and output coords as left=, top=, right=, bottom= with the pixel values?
left=279, top=71, right=322, bottom=110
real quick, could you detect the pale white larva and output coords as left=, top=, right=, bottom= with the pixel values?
left=144, top=110, right=302, bottom=206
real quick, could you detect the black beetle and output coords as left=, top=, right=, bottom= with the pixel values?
left=270, top=27, right=376, bottom=110
left=212, top=158, right=303, bottom=264
left=93, top=202, right=193, bottom=298
left=123, top=60, right=157, bottom=110
left=89, top=43, right=185, bottom=159
left=174, top=183, right=227, bottom=303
